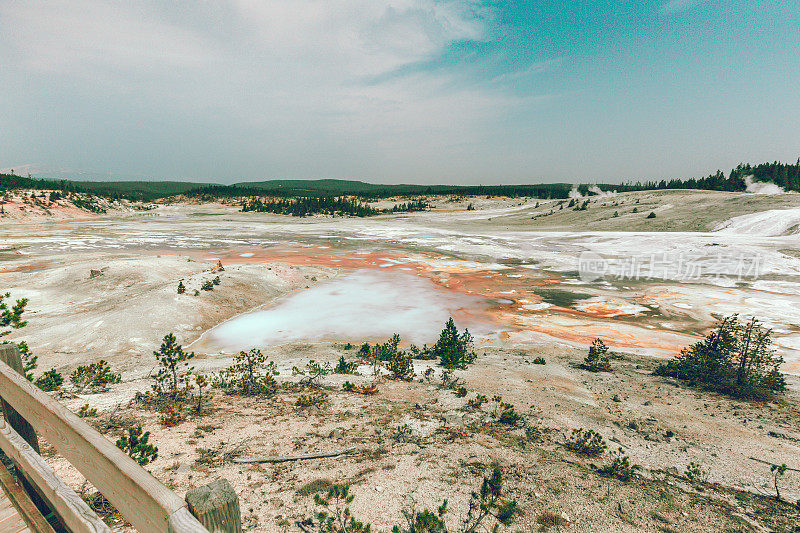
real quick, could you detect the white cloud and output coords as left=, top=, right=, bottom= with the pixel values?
left=0, top=1, right=218, bottom=73
left=226, top=0, right=493, bottom=85
left=1, top=1, right=495, bottom=104
left=0, top=1, right=548, bottom=181
left=0, top=1, right=490, bottom=77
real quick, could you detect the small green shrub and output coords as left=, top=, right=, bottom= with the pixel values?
left=387, top=351, right=415, bottom=381
left=17, top=341, right=37, bottom=381
left=214, top=349, right=278, bottom=396
left=201, top=280, right=214, bottom=291
left=454, top=386, right=468, bottom=398
left=116, top=425, right=158, bottom=466
left=462, top=467, right=517, bottom=531
left=599, top=448, right=637, bottom=481
left=357, top=383, right=378, bottom=395
left=392, top=424, right=414, bottom=443
left=296, top=390, right=329, bottom=408
left=647, top=211, right=656, bottom=219
left=0, top=296, right=36, bottom=380
left=0, top=292, right=28, bottom=336
left=684, top=461, right=709, bottom=482
left=438, top=369, right=463, bottom=390
left=566, top=428, right=607, bottom=457
left=467, top=394, right=487, bottom=409
left=334, top=355, right=358, bottom=374
left=496, top=403, right=520, bottom=426
left=408, top=343, right=435, bottom=360
left=177, top=281, right=185, bottom=294
left=35, top=369, right=63, bottom=391
left=297, top=479, right=334, bottom=498
left=293, top=360, right=332, bottom=387
left=297, top=484, right=371, bottom=533
left=532, top=356, right=546, bottom=365
left=389, top=467, right=516, bottom=533
left=393, top=501, right=448, bottom=533
left=77, top=404, right=98, bottom=418
left=341, top=381, right=378, bottom=395
left=70, top=360, right=121, bottom=391
left=212, top=276, right=221, bottom=285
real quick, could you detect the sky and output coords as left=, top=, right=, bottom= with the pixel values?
left=1, top=0, right=798, bottom=184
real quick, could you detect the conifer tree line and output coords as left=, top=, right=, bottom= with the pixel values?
left=240, top=196, right=380, bottom=217
left=2, top=158, right=798, bottom=202
left=621, top=160, right=800, bottom=193
left=240, top=196, right=433, bottom=217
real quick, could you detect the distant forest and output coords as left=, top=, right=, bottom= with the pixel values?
left=241, top=197, right=430, bottom=217
left=621, top=160, right=800, bottom=193
left=1, top=159, right=798, bottom=203
left=0, top=174, right=204, bottom=202
left=184, top=182, right=580, bottom=200
left=241, top=196, right=379, bottom=217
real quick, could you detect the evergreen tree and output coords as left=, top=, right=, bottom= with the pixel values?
left=17, top=341, right=37, bottom=381
left=35, top=369, right=63, bottom=391
left=0, top=292, right=28, bottom=337
left=655, top=315, right=785, bottom=398
left=432, top=318, right=476, bottom=369
left=214, top=348, right=279, bottom=396
left=116, top=426, right=158, bottom=466
left=152, top=333, right=194, bottom=399
left=584, top=339, right=611, bottom=372
left=1, top=294, right=38, bottom=380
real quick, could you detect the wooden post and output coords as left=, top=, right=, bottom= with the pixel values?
left=0, top=344, right=40, bottom=453
left=185, top=479, right=242, bottom=533
left=0, top=343, right=60, bottom=529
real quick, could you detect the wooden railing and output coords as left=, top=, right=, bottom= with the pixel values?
left=0, top=344, right=241, bottom=533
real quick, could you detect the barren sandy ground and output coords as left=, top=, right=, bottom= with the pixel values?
left=0, top=190, right=138, bottom=221
left=1, top=189, right=800, bottom=531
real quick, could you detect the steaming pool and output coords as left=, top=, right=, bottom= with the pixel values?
left=196, top=269, right=498, bottom=352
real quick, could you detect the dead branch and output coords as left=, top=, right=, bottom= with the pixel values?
left=748, top=457, right=800, bottom=473
left=232, top=446, right=357, bottom=464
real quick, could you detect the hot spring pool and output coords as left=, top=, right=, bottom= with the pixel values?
left=196, top=269, right=495, bottom=351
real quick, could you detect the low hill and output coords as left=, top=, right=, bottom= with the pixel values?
left=1, top=157, right=798, bottom=202
left=0, top=174, right=210, bottom=202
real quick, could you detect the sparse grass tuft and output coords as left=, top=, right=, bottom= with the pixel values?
left=537, top=512, right=567, bottom=530
left=297, top=478, right=334, bottom=497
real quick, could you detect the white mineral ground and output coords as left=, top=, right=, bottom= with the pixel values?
left=1, top=188, right=799, bottom=531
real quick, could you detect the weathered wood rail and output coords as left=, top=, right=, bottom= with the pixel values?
left=0, top=344, right=241, bottom=533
